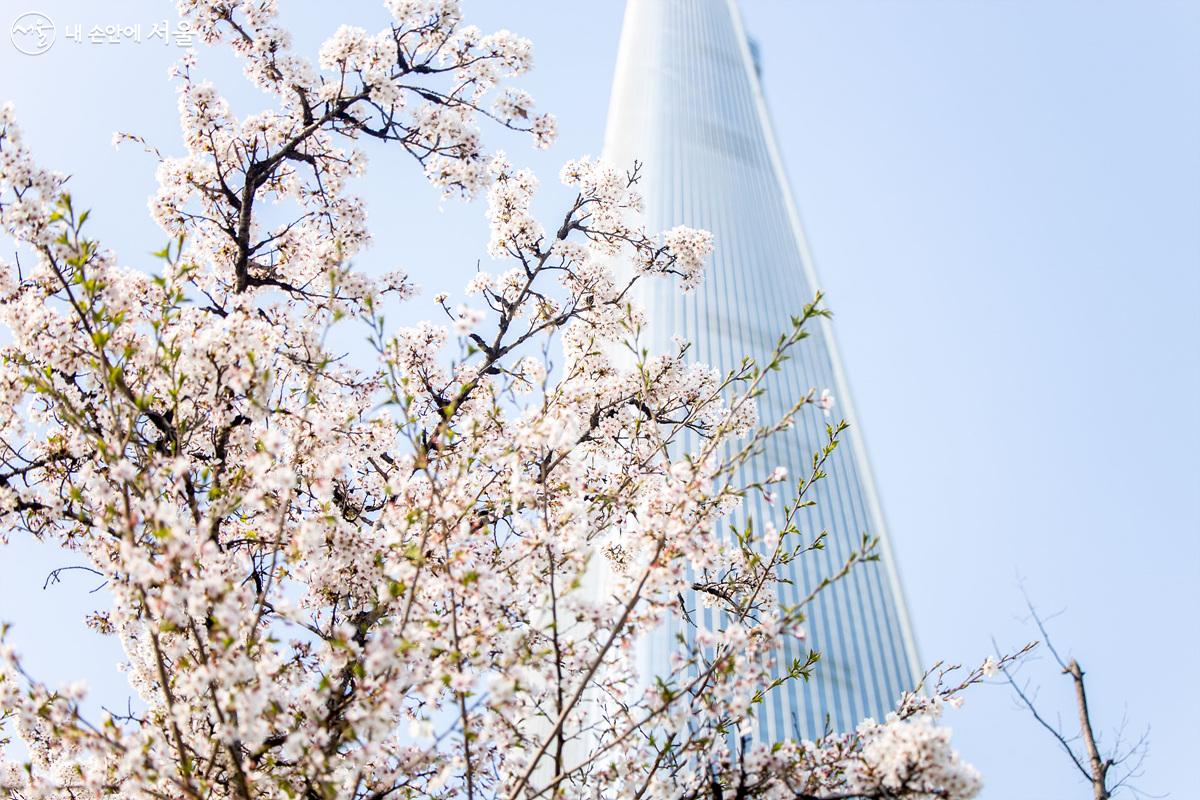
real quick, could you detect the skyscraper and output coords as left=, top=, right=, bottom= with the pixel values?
left=602, top=0, right=921, bottom=739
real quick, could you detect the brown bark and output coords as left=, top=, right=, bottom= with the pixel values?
left=1066, top=659, right=1111, bottom=800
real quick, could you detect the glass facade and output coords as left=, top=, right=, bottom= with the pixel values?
left=602, top=0, right=921, bottom=739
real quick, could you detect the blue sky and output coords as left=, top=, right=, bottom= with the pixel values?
left=0, top=2, right=1196, bottom=797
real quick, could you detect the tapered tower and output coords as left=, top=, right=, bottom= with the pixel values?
left=603, top=0, right=921, bottom=739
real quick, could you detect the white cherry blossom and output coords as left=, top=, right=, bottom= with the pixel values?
left=0, top=4, right=995, bottom=800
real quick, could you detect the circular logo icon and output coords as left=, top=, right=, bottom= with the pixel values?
left=10, top=12, right=55, bottom=56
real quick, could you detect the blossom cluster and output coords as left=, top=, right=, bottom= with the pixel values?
left=147, top=0, right=557, bottom=310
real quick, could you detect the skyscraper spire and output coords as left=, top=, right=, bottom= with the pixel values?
left=603, top=0, right=921, bottom=739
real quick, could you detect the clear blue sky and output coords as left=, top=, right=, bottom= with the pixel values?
left=1, top=2, right=1196, bottom=797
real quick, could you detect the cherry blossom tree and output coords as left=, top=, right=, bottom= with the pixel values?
left=0, top=2, right=1008, bottom=798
